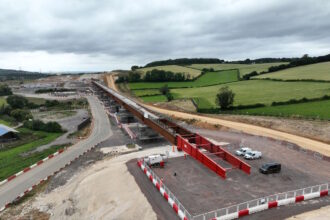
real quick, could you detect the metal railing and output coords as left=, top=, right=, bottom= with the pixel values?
left=142, top=160, right=193, bottom=220
left=192, top=183, right=329, bottom=220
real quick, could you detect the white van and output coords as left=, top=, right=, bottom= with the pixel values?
left=235, top=147, right=252, bottom=156
left=244, top=151, right=262, bottom=160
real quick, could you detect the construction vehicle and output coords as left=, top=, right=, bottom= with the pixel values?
left=144, top=154, right=167, bottom=167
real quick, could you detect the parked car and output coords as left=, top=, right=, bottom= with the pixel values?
left=235, top=147, right=252, bottom=156
left=259, top=163, right=281, bottom=174
left=244, top=151, right=262, bottom=160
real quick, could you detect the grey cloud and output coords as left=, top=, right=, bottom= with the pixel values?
left=0, top=0, right=330, bottom=70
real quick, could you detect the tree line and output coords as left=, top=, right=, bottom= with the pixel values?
left=0, top=95, right=70, bottom=133
left=116, top=69, right=191, bottom=83
left=0, top=69, right=49, bottom=81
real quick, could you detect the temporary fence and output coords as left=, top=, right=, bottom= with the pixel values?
left=192, top=183, right=329, bottom=220
left=138, top=160, right=192, bottom=220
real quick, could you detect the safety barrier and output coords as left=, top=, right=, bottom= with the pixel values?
left=0, top=149, right=65, bottom=186
left=137, top=160, right=192, bottom=220
left=0, top=143, right=99, bottom=213
left=192, top=183, right=329, bottom=220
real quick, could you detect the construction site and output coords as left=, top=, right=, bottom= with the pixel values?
left=91, top=79, right=330, bottom=220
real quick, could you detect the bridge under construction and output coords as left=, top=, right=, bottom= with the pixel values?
left=92, top=80, right=251, bottom=179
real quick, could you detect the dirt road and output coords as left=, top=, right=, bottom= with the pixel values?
left=30, top=147, right=173, bottom=220
left=105, top=74, right=330, bottom=157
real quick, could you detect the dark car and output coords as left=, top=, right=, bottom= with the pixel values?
left=259, top=162, right=281, bottom=174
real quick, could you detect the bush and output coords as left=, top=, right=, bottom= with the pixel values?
left=166, top=93, right=174, bottom=102
left=23, top=119, right=63, bottom=133
left=271, top=96, right=330, bottom=106
left=215, top=86, right=235, bottom=110
left=0, top=104, right=12, bottom=115
left=6, top=95, right=28, bottom=109
left=242, top=71, right=258, bottom=80
left=0, top=84, right=12, bottom=96
left=45, top=100, right=60, bottom=107
left=159, top=84, right=170, bottom=95
left=10, top=109, right=32, bottom=121
left=44, top=121, right=63, bottom=132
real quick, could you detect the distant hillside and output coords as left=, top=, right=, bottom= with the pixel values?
left=254, top=61, right=330, bottom=81
left=0, top=69, right=50, bottom=81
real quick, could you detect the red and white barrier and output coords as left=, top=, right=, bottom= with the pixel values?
left=213, top=189, right=329, bottom=220
left=0, top=141, right=97, bottom=212
left=114, top=114, right=122, bottom=128
left=122, top=124, right=136, bottom=139
left=137, top=160, right=188, bottom=220
left=0, top=149, right=65, bottom=187
left=107, top=110, right=137, bottom=139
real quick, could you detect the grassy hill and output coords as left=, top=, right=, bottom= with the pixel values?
left=232, top=100, right=330, bottom=120
left=254, top=61, right=330, bottom=81
left=137, top=65, right=201, bottom=78
left=171, top=80, right=330, bottom=107
left=188, top=63, right=288, bottom=76
left=0, top=68, right=49, bottom=81
left=129, top=69, right=239, bottom=90
left=122, top=61, right=330, bottom=120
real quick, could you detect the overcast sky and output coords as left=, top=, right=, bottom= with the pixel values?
left=0, top=0, right=330, bottom=72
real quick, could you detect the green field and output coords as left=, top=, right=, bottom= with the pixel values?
left=140, top=95, right=167, bottom=102
left=172, top=80, right=330, bottom=107
left=188, top=63, right=288, bottom=76
left=254, top=62, right=330, bottom=81
left=192, top=97, right=213, bottom=109
left=137, top=65, right=202, bottom=78
left=0, top=97, right=6, bottom=106
left=232, top=100, right=330, bottom=120
left=133, top=89, right=162, bottom=97
left=0, top=128, right=63, bottom=181
left=129, top=69, right=239, bottom=90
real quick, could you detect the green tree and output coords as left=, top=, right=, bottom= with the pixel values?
left=6, top=95, right=28, bottom=109
left=10, top=109, right=32, bottom=121
left=131, top=65, right=139, bottom=71
left=166, top=93, right=174, bottom=102
left=0, top=84, right=12, bottom=96
left=215, top=86, right=235, bottom=110
left=159, top=84, right=170, bottom=95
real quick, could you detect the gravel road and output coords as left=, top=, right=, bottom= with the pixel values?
left=0, top=95, right=112, bottom=209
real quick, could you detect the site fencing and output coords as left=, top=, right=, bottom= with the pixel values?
left=192, top=183, right=329, bottom=220
left=141, top=160, right=193, bottom=220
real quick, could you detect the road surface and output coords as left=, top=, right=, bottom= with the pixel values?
left=105, top=74, right=330, bottom=157
left=0, top=95, right=112, bottom=208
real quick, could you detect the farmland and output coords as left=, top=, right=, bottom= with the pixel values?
left=132, top=89, right=161, bottom=97
left=140, top=94, right=167, bottom=102
left=172, top=80, right=330, bottom=107
left=231, top=100, right=330, bottom=120
left=0, top=128, right=63, bottom=181
left=188, top=62, right=288, bottom=76
left=129, top=69, right=239, bottom=90
left=137, top=64, right=201, bottom=78
left=254, top=61, right=330, bottom=81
